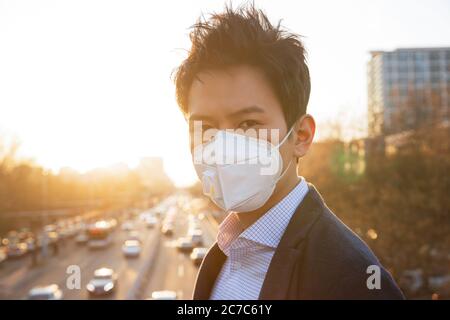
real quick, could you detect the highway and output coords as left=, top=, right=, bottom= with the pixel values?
left=0, top=202, right=218, bottom=300
left=145, top=210, right=217, bottom=299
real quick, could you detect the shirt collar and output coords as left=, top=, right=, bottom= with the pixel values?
left=216, top=211, right=242, bottom=256
left=216, top=177, right=309, bottom=255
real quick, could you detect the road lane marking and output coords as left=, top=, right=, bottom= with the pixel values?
left=177, top=265, right=184, bottom=278
left=164, top=240, right=177, bottom=247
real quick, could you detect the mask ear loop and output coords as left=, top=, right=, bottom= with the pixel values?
left=274, top=125, right=296, bottom=183
left=277, top=158, right=293, bottom=182
left=274, top=126, right=295, bottom=148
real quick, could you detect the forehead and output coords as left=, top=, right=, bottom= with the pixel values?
left=187, top=65, right=282, bottom=119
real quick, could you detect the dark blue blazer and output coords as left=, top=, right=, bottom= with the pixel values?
left=193, top=183, right=405, bottom=299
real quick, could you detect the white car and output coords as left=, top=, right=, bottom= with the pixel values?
left=28, top=284, right=63, bottom=300
left=176, top=237, right=194, bottom=252
left=188, top=230, right=204, bottom=246
left=150, top=290, right=178, bottom=300
left=145, top=216, right=158, bottom=228
left=75, top=233, right=88, bottom=244
left=190, top=247, right=208, bottom=266
left=86, top=268, right=118, bottom=296
left=127, top=231, right=142, bottom=243
left=161, top=223, right=174, bottom=236
left=121, top=221, right=134, bottom=231
left=188, top=221, right=202, bottom=233
left=122, top=240, right=141, bottom=258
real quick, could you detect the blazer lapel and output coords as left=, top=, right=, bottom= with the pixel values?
left=192, top=243, right=227, bottom=299
left=258, top=246, right=303, bottom=299
left=259, top=183, right=325, bottom=299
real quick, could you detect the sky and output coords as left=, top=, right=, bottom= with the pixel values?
left=0, top=0, right=449, bottom=186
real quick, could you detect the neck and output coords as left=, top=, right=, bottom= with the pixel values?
left=235, top=167, right=300, bottom=231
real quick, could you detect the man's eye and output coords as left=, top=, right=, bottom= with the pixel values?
left=238, top=120, right=260, bottom=129
left=239, top=120, right=261, bottom=130
left=201, top=125, right=218, bottom=142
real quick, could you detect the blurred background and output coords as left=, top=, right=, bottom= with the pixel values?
left=0, top=0, right=449, bottom=300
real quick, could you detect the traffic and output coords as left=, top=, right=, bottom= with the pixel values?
left=0, top=194, right=218, bottom=300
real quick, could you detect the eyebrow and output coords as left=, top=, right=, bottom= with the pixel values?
left=228, top=105, right=265, bottom=118
left=188, top=105, right=265, bottom=123
left=188, top=113, right=214, bottom=122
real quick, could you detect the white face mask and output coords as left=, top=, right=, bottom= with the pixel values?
left=193, top=127, right=294, bottom=213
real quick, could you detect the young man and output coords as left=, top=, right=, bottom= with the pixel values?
left=174, top=5, right=404, bottom=299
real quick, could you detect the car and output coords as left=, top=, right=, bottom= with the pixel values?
left=176, top=237, right=194, bottom=252
left=150, top=290, right=178, bottom=300
left=65, top=226, right=78, bottom=238
left=161, top=224, right=174, bottom=236
left=164, top=216, right=175, bottom=225
left=86, top=268, right=118, bottom=296
left=188, top=221, right=202, bottom=233
left=139, top=211, right=156, bottom=221
left=7, top=243, right=27, bottom=258
left=43, top=225, right=57, bottom=233
left=190, top=247, right=208, bottom=266
left=187, top=214, right=198, bottom=222
left=127, top=231, right=142, bottom=243
left=121, top=221, right=134, bottom=231
left=25, top=238, right=36, bottom=252
left=18, top=229, right=33, bottom=242
left=188, top=230, right=203, bottom=246
left=60, top=229, right=70, bottom=239
left=75, top=232, right=88, bottom=245
left=122, top=240, right=141, bottom=258
left=145, top=216, right=158, bottom=228
left=87, top=222, right=113, bottom=249
left=46, top=231, right=59, bottom=244
left=28, top=284, right=63, bottom=300
left=108, top=219, right=118, bottom=229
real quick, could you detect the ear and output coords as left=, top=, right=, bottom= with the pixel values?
left=293, top=114, right=315, bottom=159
